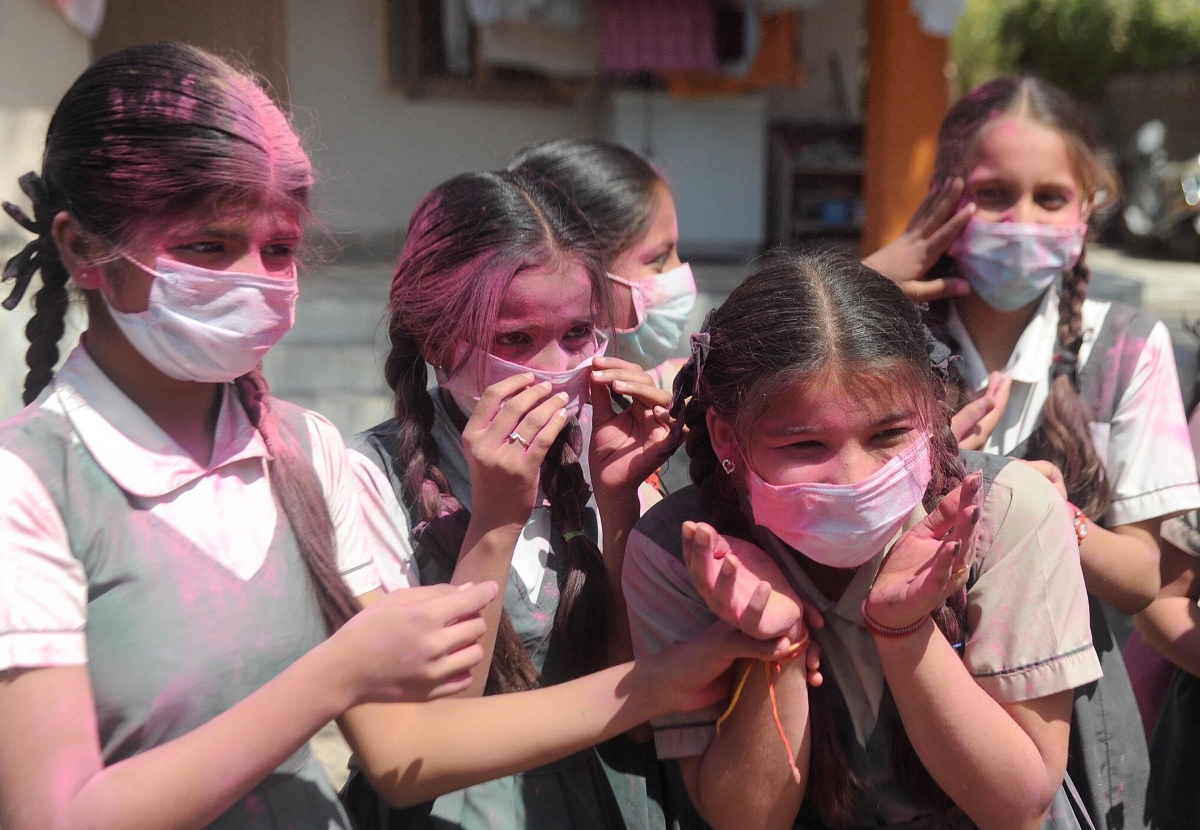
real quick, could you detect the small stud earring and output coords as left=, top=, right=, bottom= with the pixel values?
left=721, top=458, right=736, bottom=474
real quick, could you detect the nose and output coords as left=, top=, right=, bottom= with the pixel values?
left=832, top=446, right=883, bottom=486
left=1008, top=196, right=1040, bottom=225
left=525, top=341, right=577, bottom=374
left=230, top=248, right=295, bottom=280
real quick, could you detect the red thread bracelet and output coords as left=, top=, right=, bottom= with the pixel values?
left=860, top=599, right=931, bottom=639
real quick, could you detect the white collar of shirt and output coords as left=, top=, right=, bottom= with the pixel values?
left=52, top=344, right=269, bottom=498
left=945, top=288, right=1109, bottom=456
left=947, top=287, right=1060, bottom=390
left=755, top=506, right=927, bottom=748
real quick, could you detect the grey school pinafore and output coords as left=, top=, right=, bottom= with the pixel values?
left=343, top=390, right=703, bottom=830
left=1, top=393, right=353, bottom=829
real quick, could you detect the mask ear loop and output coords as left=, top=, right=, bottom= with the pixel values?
left=605, top=272, right=646, bottom=333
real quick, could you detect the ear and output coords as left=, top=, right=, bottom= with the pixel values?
left=1079, top=194, right=1095, bottom=224
left=51, top=211, right=105, bottom=290
left=706, top=408, right=740, bottom=468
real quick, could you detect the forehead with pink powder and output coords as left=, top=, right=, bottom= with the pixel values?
left=44, top=43, right=312, bottom=249
left=388, top=169, right=609, bottom=380
left=934, top=76, right=1114, bottom=205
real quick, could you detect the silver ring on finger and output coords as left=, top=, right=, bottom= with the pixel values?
left=507, top=431, right=530, bottom=448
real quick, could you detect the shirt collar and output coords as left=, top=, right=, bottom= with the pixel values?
left=52, top=344, right=269, bottom=498
left=947, top=288, right=1059, bottom=389
left=753, top=505, right=927, bottom=748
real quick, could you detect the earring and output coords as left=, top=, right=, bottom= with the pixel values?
left=721, top=458, right=736, bottom=474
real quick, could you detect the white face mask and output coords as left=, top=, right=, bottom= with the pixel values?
left=104, top=257, right=297, bottom=383
left=607, top=263, right=696, bottom=369
left=436, top=336, right=608, bottom=418
left=950, top=219, right=1087, bottom=312
left=745, top=434, right=933, bottom=569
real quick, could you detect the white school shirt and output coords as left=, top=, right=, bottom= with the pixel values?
left=1161, top=410, right=1200, bottom=557
left=0, top=345, right=382, bottom=672
left=947, top=288, right=1200, bottom=528
left=349, top=451, right=553, bottom=600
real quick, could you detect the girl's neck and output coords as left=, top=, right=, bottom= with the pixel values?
left=82, top=322, right=222, bottom=466
left=953, top=292, right=1044, bottom=374
left=801, top=558, right=858, bottom=603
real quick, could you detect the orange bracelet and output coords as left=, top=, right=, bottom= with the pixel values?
left=1066, top=502, right=1089, bottom=545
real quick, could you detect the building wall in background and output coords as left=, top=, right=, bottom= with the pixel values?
left=286, top=0, right=600, bottom=249
left=0, top=0, right=89, bottom=419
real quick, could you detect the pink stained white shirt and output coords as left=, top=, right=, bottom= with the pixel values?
left=0, top=344, right=383, bottom=672
left=947, top=288, right=1200, bottom=528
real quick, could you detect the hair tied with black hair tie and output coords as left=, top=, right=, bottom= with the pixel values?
left=2, top=172, right=56, bottom=311
left=664, top=310, right=715, bottom=452
left=921, top=322, right=953, bottom=381
left=1051, top=347, right=1079, bottom=384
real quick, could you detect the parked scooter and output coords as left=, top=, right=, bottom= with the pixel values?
left=1119, top=119, right=1200, bottom=261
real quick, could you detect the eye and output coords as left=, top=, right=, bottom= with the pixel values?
left=1035, top=190, right=1071, bottom=211
left=565, top=324, right=596, bottom=342
left=494, top=331, right=531, bottom=348
left=263, top=242, right=297, bottom=259
left=971, top=186, right=1012, bottom=209
left=872, top=427, right=914, bottom=445
left=174, top=240, right=224, bottom=256
left=784, top=439, right=825, bottom=453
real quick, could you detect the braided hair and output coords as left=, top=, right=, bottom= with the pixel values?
left=2, top=173, right=71, bottom=405
left=664, top=250, right=967, bottom=827
left=1, top=42, right=358, bottom=633
left=384, top=169, right=614, bottom=690
left=932, top=76, right=1120, bottom=520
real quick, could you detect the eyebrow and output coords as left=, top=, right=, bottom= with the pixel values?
left=766, top=410, right=915, bottom=437
left=642, top=240, right=675, bottom=259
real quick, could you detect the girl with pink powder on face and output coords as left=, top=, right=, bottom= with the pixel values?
left=622, top=250, right=1100, bottom=829
left=0, top=43, right=797, bottom=830
left=867, top=76, right=1200, bottom=830
left=343, top=168, right=741, bottom=830
left=510, top=139, right=697, bottom=394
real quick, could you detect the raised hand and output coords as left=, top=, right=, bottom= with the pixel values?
left=863, top=177, right=976, bottom=303
left=461, top=374, right=571, bottom=527
left=332, top=582, right=499, bottom=704
left=682, top=521, right=816, bottom=644
left=588, top=355, right=674, bottom=499
left=865, top=471, right=983, bottom=630
left=953, top=371, right=1012, bottom=451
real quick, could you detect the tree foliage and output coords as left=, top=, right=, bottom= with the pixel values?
left=951, top=0, right=1200, bottom=99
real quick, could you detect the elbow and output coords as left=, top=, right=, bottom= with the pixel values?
left=1127, top=568, right=1163, bottom=615
left=1017, top=762, right=1069, bottom=830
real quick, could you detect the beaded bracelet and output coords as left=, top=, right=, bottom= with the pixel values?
left=860, top=599, right=931, bottom=639
left=1066, top=502, right=1089, bottom=545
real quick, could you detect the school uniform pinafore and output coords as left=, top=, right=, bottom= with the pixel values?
left=343, top=390, right=702, bottom=830
left=0, top=349, right=359, bottom=828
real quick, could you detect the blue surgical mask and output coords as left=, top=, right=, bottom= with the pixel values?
left=950, top=219, right=1087, bottom=312
left=607, top=263, right=697, bottom=369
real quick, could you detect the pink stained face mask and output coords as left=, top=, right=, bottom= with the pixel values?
left=436, top=336, right=608, bottom=418
left=745, top=434, right=933, bottom=569
left=949, top=219, right=1087, bottom=312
